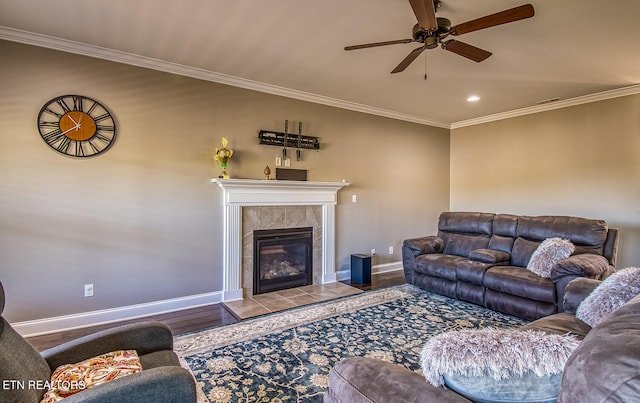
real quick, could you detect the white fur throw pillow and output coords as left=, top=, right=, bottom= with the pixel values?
left=527, top=237, right=575, bottom=278
left=420, top=328, right=580, bottom=387
left=576, top=267, right=640, bottom=328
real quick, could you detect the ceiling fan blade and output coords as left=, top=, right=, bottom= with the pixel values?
left=345, top=39, right=414, bottom=51
left=441, top=40, right=492, bottom=62
left=408, top=0, right=438, bottom=31
left=451, top=4, right=534, bottom=36
left=391, top=45, right=426, bottom=73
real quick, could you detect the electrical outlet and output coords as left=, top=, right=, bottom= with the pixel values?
left=389, top=246, right=394, bottom=255
left=84, top=284, right=94, bottom=297
left=275, top=157, right=282, bottom=167
left=371, top=248, right=376, bottom=256
left=284, top=158, right=291, bottom=167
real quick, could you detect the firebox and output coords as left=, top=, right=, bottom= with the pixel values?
left=253, top=227, right=313, bottom=295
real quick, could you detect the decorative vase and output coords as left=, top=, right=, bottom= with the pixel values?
left=220, top=163, right=229, bottom=179
left=214, top=137, right=233, bottom=179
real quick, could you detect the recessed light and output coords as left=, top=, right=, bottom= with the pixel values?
left=467, top=95, right=480, bottom=102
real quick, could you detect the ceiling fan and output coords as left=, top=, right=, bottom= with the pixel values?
left=344, top=0, right=535, bottom=74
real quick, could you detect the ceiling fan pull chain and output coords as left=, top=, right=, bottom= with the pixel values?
left=424, top=52, right=428, bottom=80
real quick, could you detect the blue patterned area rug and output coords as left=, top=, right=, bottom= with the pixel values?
left=174, top=284, right=526, bottom=403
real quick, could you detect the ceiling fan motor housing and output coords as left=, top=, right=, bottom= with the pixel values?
left=412, top=17, right=451, bottom=48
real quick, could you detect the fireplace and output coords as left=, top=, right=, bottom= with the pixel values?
left=212, top=179, right=349, bottom=301
left=253, top=227, right=313, bottom=295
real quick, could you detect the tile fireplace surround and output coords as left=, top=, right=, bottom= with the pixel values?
left=212, top=179, right=350, bottom=301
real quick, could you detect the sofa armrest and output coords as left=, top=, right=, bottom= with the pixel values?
left=402, top=236, right=445, bottom=284
left=562, top=278, right=601, bottom=314
left=551, top=254, right=612, bottom=313
left=41, top=322, right=174, bottom=370
left=326, top=357, right=471, bottom=403
left=551, top=254, right=613, bottom=281
left=403, top=236, right=445, bottom=256
left=468, top=249, right=511, bottom=265
left=61, top=366, right=197, bottom=403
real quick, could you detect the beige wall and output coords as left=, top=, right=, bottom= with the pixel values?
left=0, top=40, right=450, bottom=322
left=5, top=37, right=635, bottom=325
left=451, top=94, right=640, bottom=268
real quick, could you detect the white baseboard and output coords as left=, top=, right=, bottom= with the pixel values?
left=373, top=261, right=404, bottom=274
left=336, top=261, right=404, bottom=281
left=13, top=262, right=404, bottom=337
left=12, top=291, right=223, bottom=338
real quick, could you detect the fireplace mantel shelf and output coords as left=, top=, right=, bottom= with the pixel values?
left=212, top=178, right=350, bottom=206
left=212, top=178, right=350, bottom=301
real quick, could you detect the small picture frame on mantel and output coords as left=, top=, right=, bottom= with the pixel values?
left=276, top=168, right=307, bottom=181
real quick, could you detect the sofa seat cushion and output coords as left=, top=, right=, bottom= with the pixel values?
left=138, top=350, right=180, bottom=370
left=520, top=313, right=591, bottom=339
left=456, top=259, right=492, bottom=285
left=484, top=266, right=556, bottom=304
left=414, top=254, right=467, bottom=281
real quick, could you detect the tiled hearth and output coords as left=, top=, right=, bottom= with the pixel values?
left=223, top=282, right=362, bottom=319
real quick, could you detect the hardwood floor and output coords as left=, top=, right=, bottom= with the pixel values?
left=26, top=270, right=405, bottom=352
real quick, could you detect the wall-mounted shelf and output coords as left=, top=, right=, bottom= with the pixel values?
left=258, top=130, right=320, bottom=150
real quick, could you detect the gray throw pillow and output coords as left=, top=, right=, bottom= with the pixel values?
left=526, top=237, right=575, bottom=278
left=576, top=267, right=640, bottom=327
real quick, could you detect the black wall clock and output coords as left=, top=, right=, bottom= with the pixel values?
left=37, top=94, right=117, bottom=158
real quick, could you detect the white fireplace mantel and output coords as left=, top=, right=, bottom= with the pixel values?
left=212, top=178, right=350, bottom=301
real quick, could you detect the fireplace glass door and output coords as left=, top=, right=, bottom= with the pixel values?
left=253, top=227, right=313, bottom=295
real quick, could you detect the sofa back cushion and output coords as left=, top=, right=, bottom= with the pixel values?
left=510, top=216, right=609, bottom=268
left=518, top=216, right=608, bottom=255
left=488, top=214, right=519, bottom=253
left=437, top=212, right=494, bottom=257
left=433, top=213, right=612, bottom=264
left=438, top=212, right=495, bottom=234
left=440, top=233, right=491, bottom=257
left=511, top=237, right=541, bottom=268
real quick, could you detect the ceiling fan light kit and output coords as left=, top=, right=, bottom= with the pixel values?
left=344, top=1, right=535, bottom=76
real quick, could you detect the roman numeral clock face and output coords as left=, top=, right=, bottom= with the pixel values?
left=37, top=95, right=117, bottom=157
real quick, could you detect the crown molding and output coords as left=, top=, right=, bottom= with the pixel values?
left=3, top=26, right=637, bottom=131
left=451, top=84, right=640, bottom=129
left=0, top=26, right=450, bottom=129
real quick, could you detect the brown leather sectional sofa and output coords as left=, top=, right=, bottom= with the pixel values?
left=402, top=212, right=618, bottom=320
left=325, top=278, right=640, bottom=403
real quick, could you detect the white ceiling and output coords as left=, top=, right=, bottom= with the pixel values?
left=1, top=0, right=639, bottom=127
